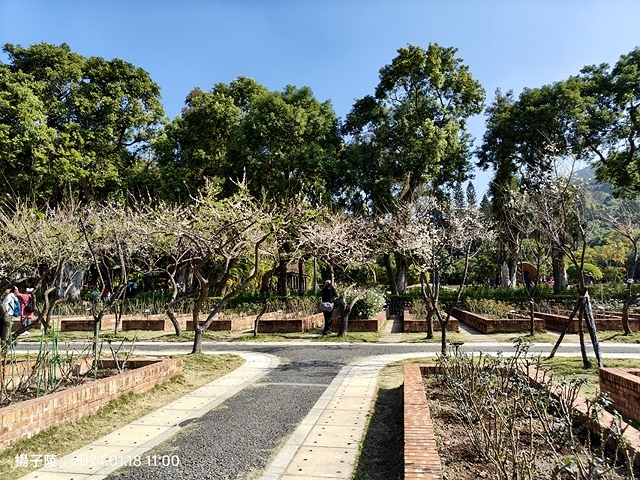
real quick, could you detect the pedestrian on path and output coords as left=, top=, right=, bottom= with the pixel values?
left=320, top=280, right=337, bottom=335
left=14, top=286, right=36, bottom=328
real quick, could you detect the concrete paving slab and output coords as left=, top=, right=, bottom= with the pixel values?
left=284, top=446, right=359, bottom=477
left=314, top=408, right=370, bottom=427
left=91, top=424, right=173, bottom=447
left=305, top=424, right=365, bottom=448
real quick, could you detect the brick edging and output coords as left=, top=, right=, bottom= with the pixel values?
left=404, top=364, right=443, bottom=479
left=0, top=357, right=183, bottom=450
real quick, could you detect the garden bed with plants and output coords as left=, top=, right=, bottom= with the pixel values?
left=406, top=347, right=640, bottom=480
left=451, top=307, right=545, bottom=333
left=0, top=356, right=182, bottom=449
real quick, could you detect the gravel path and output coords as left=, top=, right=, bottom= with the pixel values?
left=104, top=344, right=430, bottom=480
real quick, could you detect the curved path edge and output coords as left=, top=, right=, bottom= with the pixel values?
left=19, top=351, right=279, bottom=480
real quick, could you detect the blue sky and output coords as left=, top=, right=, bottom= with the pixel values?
left=1, top=0, right=639, bottom=195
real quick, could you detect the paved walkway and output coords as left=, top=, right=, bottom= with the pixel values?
left=14, top=330, right=640, bottom=480
left=19, top=351, right=280, bottom=480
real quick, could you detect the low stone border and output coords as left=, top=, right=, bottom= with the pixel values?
left=0, top=357, right=182, bottom=450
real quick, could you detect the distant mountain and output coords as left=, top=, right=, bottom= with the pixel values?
left=573, top=164, right=612, bottom=194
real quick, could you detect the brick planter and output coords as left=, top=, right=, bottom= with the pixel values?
left=537, top=311, right=639, bottom=332
left=330, top=310, right=386, bottom=333
left=404, top=364, right=640, bottom=477
left=600, top=368, right=640, bottom=424
left=403, top=309, right=458, bottom=333
left=256, top=313, right=324, bottom=333
left=187, top=312, right=302, bottom=332
left=0, top=357, right=182, bottom=450
left=451, top=308, right=545, bottom=333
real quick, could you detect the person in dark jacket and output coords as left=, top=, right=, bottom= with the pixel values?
left=320, top=280, right=337, bottom=335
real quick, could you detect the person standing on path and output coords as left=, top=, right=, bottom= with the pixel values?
left=2, top=288, right=20, bottom=339
left=320, top=280, right=337, bottom=335
left=14, top=287, right=36, bottom=328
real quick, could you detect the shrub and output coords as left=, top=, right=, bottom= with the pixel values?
left=464, top=298, right=514, bottom=319
left=349, top=289, right=386, bottom=319
left=602, top=266, right=625, bottom=283
left=566, top=263, right=603, bottom=282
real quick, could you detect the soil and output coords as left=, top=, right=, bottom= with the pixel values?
left=424, top=376, right=639, bottom=480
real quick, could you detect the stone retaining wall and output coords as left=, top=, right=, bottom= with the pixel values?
left=0, top=357, right=182, bottom=450
left=451, top=308, right=545, bottom=333
left=600, top=368, right=640, bottom=424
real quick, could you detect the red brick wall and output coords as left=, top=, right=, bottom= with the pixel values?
left=403, top=310, right=459, bottom=332
left=0, top=358, right=182, bottom=450
left=330, top=310, right=386, bottom=333
left=536, top=312, right=639, bottom=332
left=255, top=313, right=325, bottom=333
left=404, top=364, right=443, bottom=479
left=451, top=308, right=545, bottom=333
left=600, top=368, right=640, bottom=424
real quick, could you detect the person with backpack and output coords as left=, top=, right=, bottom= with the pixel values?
left=14, top=287, right=36, bottom=328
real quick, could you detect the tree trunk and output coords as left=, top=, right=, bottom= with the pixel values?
left=192, top=325, right=204, bottom=354
left=394, top=253, right=409, bottom=295
left=298, top=261, right=305, bottom=296
left=0, top=310, right=10, bottom=343
left=164, top=305, right=182, bottom=336
left=529, top=300, right=535, bottom=336
left=582, top=290, right=603, bottom=368
left=501, top=259, right=517, bottom=288
left=384, top=254, right=398, bottom=295
left=621, top=281, right=634, bottom=335
left=278, top=258, right=288, bottom=297
left=338, top=309, right=349, bottom=337
left=551, top=244, right=567, bottom=293
left=577, top=305, right=592, bottom=369
left=440, top=315, right=448, bottom=356
left=420, top=272, right=433, bottom=339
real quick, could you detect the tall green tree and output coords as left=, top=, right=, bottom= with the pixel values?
left=562, top=49, right=640, bottom=196
left=1, top=42, right=164, bottom=205
left=226, top=84, right=340, bottom=204
left=478, top=87, right=571, bottom=290
left=340, top=43, right=485, bottom=294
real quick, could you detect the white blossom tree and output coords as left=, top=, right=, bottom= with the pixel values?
left=387, top=196, right=492, bottom=353
left=177, top=184, right=272, bottom=354
left=299, top=211, right=376, bottom=337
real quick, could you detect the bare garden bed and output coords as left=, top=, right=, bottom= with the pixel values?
left=410, top=348, right=640, bottom=480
